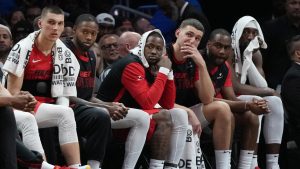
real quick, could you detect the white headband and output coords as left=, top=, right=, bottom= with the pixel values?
left=245, top=21, right=257, bottom=29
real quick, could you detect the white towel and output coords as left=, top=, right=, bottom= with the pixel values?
left=130, top=29, right=166, bottom=68
left=247, top=61, right=268, bottom=88
left=231, top=16, right=268, bottom=87
left=3, top=30, right=80, bottom=97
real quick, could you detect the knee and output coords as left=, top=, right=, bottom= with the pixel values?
left=93, top=110, right=111, bottom=126
left=59, top=107, right=76, bottom=125
left=155, top=110, right=172, bottom=128
left=267, top=96, right=283, bottom=107
left=17, top=112, right=37, bottom=130
left=19, top=112, right=36, bottom=124
left=213, top=101, right=233, bottom=124
left=169, top=108, right=188, bottom=126
left=265, top=96, right=284, bottom=116
left=132, top=109, right=151, bottom=127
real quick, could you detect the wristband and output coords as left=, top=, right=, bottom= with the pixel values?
left=168, top=71, right=174, bottom=80
left=159, top=67, right=170, bottom=76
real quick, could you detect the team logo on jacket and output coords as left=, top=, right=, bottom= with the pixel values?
left=217, top=73, right=223, bottom=79
left=32, top=59, right=41, bottom=63
left=137, top=75, right=143, bottom=81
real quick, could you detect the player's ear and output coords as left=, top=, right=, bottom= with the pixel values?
left=38, top=19, right=42, bottom=29
left=175, top=29, right=180, bottom=38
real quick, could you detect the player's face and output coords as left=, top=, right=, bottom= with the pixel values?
left=175, top=25, right=203, bottom=48
left=207, top=34, right=232, bottom=66
left=39, top=12, right=64, bottom=42
left=239, top=27, right=258, bottom=50
left=74, top=21, right=98, bottom=51
left=144, top=35, right=164, bottom=66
